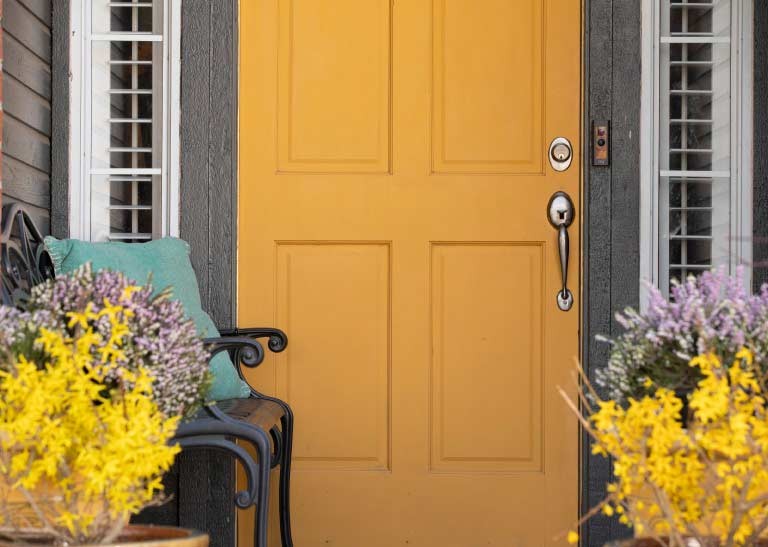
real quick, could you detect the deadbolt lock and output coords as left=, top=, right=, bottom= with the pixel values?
left=552, top=143, right=571, bottom=162
left=549, top=137, right=573, bottom=172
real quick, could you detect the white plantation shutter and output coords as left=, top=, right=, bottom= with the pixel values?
left=646, top=0, right=752, bottom=295
left=71, top=0, right=180, bottom=241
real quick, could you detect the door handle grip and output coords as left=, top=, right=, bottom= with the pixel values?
left=547, top=191, right=575, bottom=312
left=556, top=225, right=573, bottom=311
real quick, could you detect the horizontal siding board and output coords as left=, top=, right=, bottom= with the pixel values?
left=3, top=0, right=51, bottom=62
left=3, top=0, right=52, bottom=237
left=4, top=73, right=51, bottom=134
left=16, top=0, right=51, bottom=27
left=3, top=32, right=51, bottom=99
left=3, top=115, right=51, bottom=173
left=2, top=156, right=51, bottom=209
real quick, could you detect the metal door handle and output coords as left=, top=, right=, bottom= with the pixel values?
left=547, top=192, right=574, bottom=311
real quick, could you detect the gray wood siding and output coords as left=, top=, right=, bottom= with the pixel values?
left=175, top=3, right=239, bottom=546
left=179, top=0, right=238, bottom=330
left=2, top=0, right=52, bottom=234
left=583, top=1, right=642, bottom=545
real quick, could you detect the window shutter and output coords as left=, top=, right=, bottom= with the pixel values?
left=88, top=1, right=164, bottom=242
left=658, top=0, right=736, bottom=291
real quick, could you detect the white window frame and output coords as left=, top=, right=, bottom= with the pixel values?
left=640, top=0, right=754, bottom=303
left=68, top=0, right=182, bottom=240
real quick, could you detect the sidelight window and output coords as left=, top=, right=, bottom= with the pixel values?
left=640, top=0, right=753, bottom=296
left=69, top=0, right=181, bottom=241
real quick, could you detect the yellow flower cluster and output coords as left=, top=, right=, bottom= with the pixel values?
left=0, top=297, right=180, bottom=544
left=581, top=349, right=768, bottom=547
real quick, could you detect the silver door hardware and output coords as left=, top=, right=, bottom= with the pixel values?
left=548, top=137, right=573, bottom=172
left=547, top=191, right=575, bottom=311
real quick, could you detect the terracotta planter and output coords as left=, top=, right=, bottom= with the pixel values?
left=606, top=539, right=768, bottom=547
left=0, top=526, right=208, bottom=547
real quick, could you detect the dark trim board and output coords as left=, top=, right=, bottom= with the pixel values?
left=179, top=0, right=239, bottom=330
left=581, top=1, right=642, bottom=545
left=51, top=0, right=69, bottom=239
left=175, top=2, right=240, bottom=546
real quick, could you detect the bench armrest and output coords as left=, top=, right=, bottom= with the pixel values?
left=216, top=327, right=288, bottom=354
left=203, top=328, right=288, bottom=393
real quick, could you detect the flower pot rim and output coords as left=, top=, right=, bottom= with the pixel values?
left=610, top=538, right=768, bottom=547
left=106, top=525, right=206, bottom=546
left=0, top=525, right=208, bottom=547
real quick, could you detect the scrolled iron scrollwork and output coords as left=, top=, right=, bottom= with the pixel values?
left=218, top=327, right=288, bottom=354
left=0, top=204, right=55, bottom=308
left=175, top=435, right=260, bottom=509
left=205, top=336, right=266, bottom=369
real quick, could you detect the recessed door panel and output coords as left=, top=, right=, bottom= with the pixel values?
left=432, top=0, right=544, bottom=173
left=430, top=243, right=543, bottom=472
left=275, top=242, right=391, bottom=471
left=277, top=0, right=391, bottom=173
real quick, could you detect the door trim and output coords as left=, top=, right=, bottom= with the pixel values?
left=581, top=1, right=642, bottom=545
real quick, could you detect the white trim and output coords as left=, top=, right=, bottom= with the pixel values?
left=660, top=36, right=731, bottom=44
left=736, top=0, right=754, bottom=288
left=91, top=33, right=163, bottom=42
left=91, top=168, right=162, bottom=175
left=68, top=0, right=182, bottom=241
left=69, top=0, right=86, bottom=239
left=639, top=0, right=656, bottom=306
left=639, top=0, right=754, bottom=305
left=167, top=0, right=182, bottom=237
left=659, top=170, right=732, bottom=178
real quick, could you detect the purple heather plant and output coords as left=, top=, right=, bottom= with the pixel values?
left=8, top=264, right=213, bottom=417
left=596, top=266, right=768, bottom=403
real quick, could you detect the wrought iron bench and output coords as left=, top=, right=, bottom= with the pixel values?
left=0, top=204, right=293, bottom=547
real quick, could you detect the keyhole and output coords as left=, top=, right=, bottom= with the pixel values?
left=559, top=210, right=567, bottom=221
left=551, top=143, right=571, bottom=162
left=549, top=138, right=573, bottom=172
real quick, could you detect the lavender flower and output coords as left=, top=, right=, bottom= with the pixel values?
left=0, top=306, right=58, bottom=366
left=21, top=264, right=212, bottom=417
left=597, top=267, right=768, bottom=403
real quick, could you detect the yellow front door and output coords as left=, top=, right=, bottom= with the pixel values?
left=238, top=1, right=581, bottom=545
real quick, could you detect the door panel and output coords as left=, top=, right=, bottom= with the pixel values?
left=276, top=242, right=391, bottom=471
left=430, top=243, right=543, bottom=473
left=432, top=0, right=544, bottom=173
left=239, top=0, right=581, bottom=545
left=276, top=0, right=391, bottom=173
